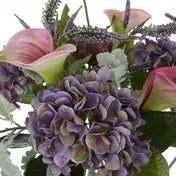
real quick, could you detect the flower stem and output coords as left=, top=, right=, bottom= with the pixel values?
left=0, top=126, right=26, bottom=133
left=83, top=0, right=90, bottom=26
left=169, top=156, right=176, bottom=169
left=11, top=120, right=22, bottom=127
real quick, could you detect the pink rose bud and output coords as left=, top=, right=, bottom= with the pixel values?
left=140, top=67, right=176, bottom=111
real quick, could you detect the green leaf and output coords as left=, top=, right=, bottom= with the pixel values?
left=23, top=69, right=43, bottom=85
left=1, top=170, right=7, bottom=176
left=56, top=4, right=70, bottom=46
left=20, top=69, right=43, bottom=104
left=0, top=95, right=16, bottom=121
left=24, top=156, right=47, bottom=176
left=111, top=17, right=125, bottom=34
left=20, top=91, right=35, bottom=104
left=131, top=71, right=148, bottom=90
left=70, top=165, right=84, bottom=176
left=21, top=149, right=36, bottom=170
left=24, top=156, right=84, bottom=176
left=68, top=55, right=91, bottom=75
left=138, top=146, right=169, bottom=176
left=0, top=143, right=21, bottom=176
left=125, top=39, right=135, bottom=65
left=140, top=111, right=176, bottom=152
left=0, top=134, right=30, bottom=148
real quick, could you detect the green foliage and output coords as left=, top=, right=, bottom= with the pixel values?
left=0, top=134, right=30, bottom=148
left=56, top=4, right=70, bottom=46
left=0, top=95, right=16, bottom=121
left=23, top=70, right=43, bottom=85
left=0, top=143, right=21, bottom=176
left=111, top=16, right=125, bottom=34
left=70, top=165, right=84, bottom=176
left=19, top=70, right=44, bottom=104
left=24, top=155, right=84, bottom=176
left=21, top=149, right=36, bottom=170
left=130, top=71, right=148, bottom=90
left=24, top=156, right=47, bottom=176
left=140, top=111, right=176, bottom=152
left=138, top=146, right=169, bottom=176
left=124, top=39, right=135, bottom=65
left=68, top=55, right=91, bottom=75
left=20, top=91, right=35, bottom=104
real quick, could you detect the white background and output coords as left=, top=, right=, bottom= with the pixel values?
left=0, top=0, right=176, bottom=175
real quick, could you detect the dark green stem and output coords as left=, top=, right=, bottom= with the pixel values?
left=169, top=156, right=176, bottom=169
left=0, top=126, right=26, bottom=133
left=83, top=0, right=90, bottom=26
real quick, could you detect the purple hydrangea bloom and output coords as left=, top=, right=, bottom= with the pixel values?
left=0, top=63, right=42, bottom=107
left=27, top=70, right=151, bottom=176
left=131, top=38, right=176, bottom=72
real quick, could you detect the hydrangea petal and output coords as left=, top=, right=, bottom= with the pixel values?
left=112, top=167, right=127, bottom=176
left=47, top=165, right=61, bottom=176
left=105, top=154, right=121, bottom=170
left=71, top=143, right=89, bottom=164
left=54, top=148, right=72, bottom=167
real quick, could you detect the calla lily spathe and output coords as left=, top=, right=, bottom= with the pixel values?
left=139, top=67, right=176, bottom=111
left=104, top=8, right=151, bottom=30
left=0, top=28, right=76, bottom=84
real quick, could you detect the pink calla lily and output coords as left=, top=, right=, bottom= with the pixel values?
left=104, top=8, right=151, bottom=30
left=0, top=28, right=76, bottom=84
left=139, top=67, right=176, bottom=111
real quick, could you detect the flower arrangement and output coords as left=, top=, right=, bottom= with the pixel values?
left=1, top=0, right=176, bottom=176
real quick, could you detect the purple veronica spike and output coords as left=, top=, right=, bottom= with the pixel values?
left=64, top=6, right=83, bottom=34
left=123, top=0, right=131, bottom=28
left=27, top=70, right=151, bottom=176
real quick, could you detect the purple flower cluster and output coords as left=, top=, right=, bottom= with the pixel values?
left=27, top=70, right=151, bottom=176
left=0, top=63, right=42, bottom=107
left=131, top=38, right=176, bottom=72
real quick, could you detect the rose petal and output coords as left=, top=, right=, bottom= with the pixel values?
left=3, top=28, right=53, bottom=63
left=140, top=67, right=176, bottom=110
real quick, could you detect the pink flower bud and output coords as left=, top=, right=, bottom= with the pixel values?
left=140, top=67, right=176, bottom=111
